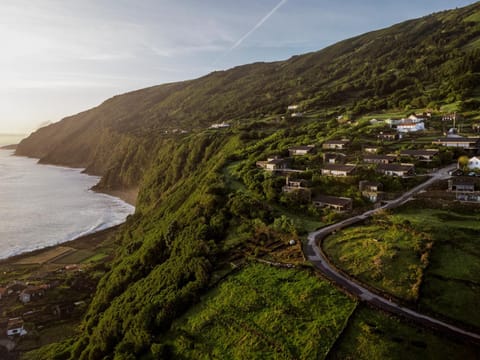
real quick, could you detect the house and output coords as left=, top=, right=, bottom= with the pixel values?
left=7, top=281, right=26, bottom=296
left=468, top=156, right=480, bottom=170
left=282, top=177, right=311, bottom=200
left=376, top=163, right=415, bottom=177
left=386, top=116, right=424, bottom=126
left=448, top=177, right=475, bottom=192
left=312, top=195, right=353, bottom=211
left=400, top=149, right=439, bottom=162
left=6, top=318, right=27, bottom=337
left=407, top=114, right=425, bottom=122
left=432, top=137, right=480, bottom=149
left=282, top=177, right=309, bottom=192
left=364, top=146, right=379, bottom=154
left=448, top=177, right=480, bottom=201
left=291, top=112, right=303, bottom=118
left=209, top=122, right=230, bottom=129
left=19, top=285, right=46, bottom=304
left=321, top=164, right=356, bottom=177
left=359, top=181, right=384, bottom=202
left=377, top=132, right=399, bottom=141
left=256, top=157, right=290, bottom=172
left=396, top=121, right=425, bottom=133
left=322, top=140, right=349, bottom=150
left=288, top=145, right=314, bottom=156
left=323, top=152, right=346, bottom=164
left=448, top=168, right=464, bottom=176
left=363, top=154, right=396, bottom=164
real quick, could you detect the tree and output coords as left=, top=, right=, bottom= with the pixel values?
left=458, top=155, right=469, bottom=170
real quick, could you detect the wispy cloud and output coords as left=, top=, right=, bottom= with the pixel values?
left=213, top=0, right=288, bottom=65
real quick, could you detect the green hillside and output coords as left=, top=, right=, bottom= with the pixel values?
left=16, top=2, right=480, bottom=191
left=16, top=2, right=480, bottom=359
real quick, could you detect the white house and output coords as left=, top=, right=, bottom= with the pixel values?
left=6, top=318, right=27, bottom=337
left=396, top=121, right=425, bottom=133
left=288, top=145, right=314, bottom=156
left=210, top=122, right=230, bottom=129
left=468, top=156, right=480, bottom=170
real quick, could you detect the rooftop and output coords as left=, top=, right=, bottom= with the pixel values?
left=322, top=164, right=356, bottom=171
left=312, top=195, right=352, bottom=206
left=377, top=163, right=414, bottom=171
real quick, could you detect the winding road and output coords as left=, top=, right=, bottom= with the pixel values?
left=305, top=164, right=480, bottom=345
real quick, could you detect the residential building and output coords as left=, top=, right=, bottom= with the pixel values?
left=282, top=178, right=308, bottom=192
left=321, top=164, right=356, bottom=177
left=400, top=149, right=439, bottom=162
left=396, top=121, right=425, bottom=133
left=323, top=152, right=346, bottom=164
left=364, top=146, right=379, bottom=154
left=209, top=122, right=230, bottom=129
left=432, top=137, right=480, bottom=149
left=359, top=181, right=383, bottom=203
left=468, top=156, right=480, bottom=170
left=377, top=132, right=399, bottom=141
left=363, top=154, right=396, bottom=164
left=376, top=163, right=415, bottom=177
left=312, top=195, right=353, bottom=211
left=448, top=177, right=475, bottom=192
left=282, top=177, right=311, bottom=200
left=6, top=318, right=27, bottom=337
left=322, top=140, right=349, bottom=150
left=288, top=145, right=314, bottom=156
left=19, top=285, right=46, bottom=304
left=448, top=168, right=464, bottom=176
left=256, top=157, right=289, bottom=172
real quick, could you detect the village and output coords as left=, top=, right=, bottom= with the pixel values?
left=0, top=227, right=115, bottom=355
left=253, top=107, right=480, bottom=215
left=3, top=104, right=480, bottom=356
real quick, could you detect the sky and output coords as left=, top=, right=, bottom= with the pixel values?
left=0, top=0, right=476, bottom=135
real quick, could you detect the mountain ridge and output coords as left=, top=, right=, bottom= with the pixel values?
left=16, top=2, right=480, bottom=192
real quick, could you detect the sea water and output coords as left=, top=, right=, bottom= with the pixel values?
left=0, top=149, right=135, bottom=259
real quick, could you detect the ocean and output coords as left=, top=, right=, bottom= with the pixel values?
left=0, top=148, right=135, bottom=260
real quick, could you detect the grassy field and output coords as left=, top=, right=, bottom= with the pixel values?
left=324, top=205, right=480, bottom=328
left=329, top=305, right=480, bottom=360
left=323, top=213, right=431, bottom=301
left=167, top=263, right=357, bottom=359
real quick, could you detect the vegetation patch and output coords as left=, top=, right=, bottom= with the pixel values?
left=166, top=263, right=357, bottom=359
left=325, top=204, right=480, bottom=328
left=329, top=305, right=480, bottom=360
left=324, top=211, right=432, bottom=301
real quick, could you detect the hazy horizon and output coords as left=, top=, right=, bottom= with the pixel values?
left=0, top=133, right=27, bottom=146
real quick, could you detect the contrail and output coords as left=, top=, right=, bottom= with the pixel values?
left=213, top=0, right=288, bottom=66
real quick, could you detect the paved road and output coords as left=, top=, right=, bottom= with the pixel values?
left=305, top=164, right=480, bottom=345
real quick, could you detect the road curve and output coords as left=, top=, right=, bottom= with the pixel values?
left=305, top=164, right=480, bottom=345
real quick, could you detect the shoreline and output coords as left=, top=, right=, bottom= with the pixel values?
left=0, top=147, right=138, bottom=265
left=96, top=187, right=138, bottom=207
left=0, top=225, right=121, bottom=267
